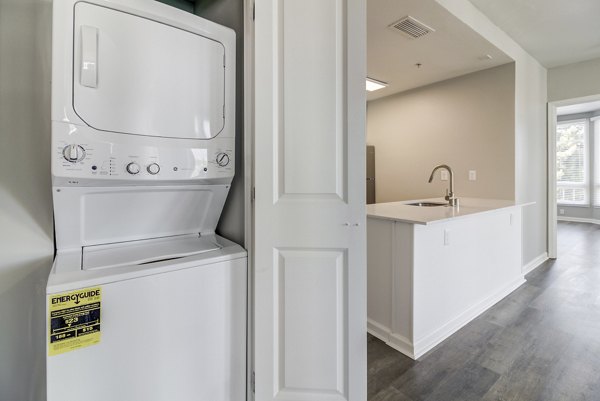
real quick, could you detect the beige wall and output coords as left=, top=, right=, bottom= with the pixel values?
left=367, top=63, right=516, bottom=203
left=548, top=57, right=600, bottom=102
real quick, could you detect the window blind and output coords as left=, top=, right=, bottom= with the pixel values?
left=556, top=120, right=588, bottom=205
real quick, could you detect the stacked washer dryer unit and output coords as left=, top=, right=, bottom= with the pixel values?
left=47, top=1, right=246, bottom=400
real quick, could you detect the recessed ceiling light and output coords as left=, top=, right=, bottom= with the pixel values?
left=366, top=78, right=388, bottom=92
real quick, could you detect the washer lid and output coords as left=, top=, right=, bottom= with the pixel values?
left=73, top=2, right=226, bottom=140
left=82, top=234, right=221, bottom=270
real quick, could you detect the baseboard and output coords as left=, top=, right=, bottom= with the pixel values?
left=367, top=319, right=390, bottom=343
left=387, top=333, right=415, bottom=359
left=521, top=252, right=549, bottom=275
left=367, top=319, right=416, bottom=359
left=368, top=277, right=526, bottom=361
left=557, top=216, right=600, bottom=225
left=411, top=277, right=526, bottom=359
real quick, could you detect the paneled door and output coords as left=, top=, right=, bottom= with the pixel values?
left=253, top=0, right=366, bottom=400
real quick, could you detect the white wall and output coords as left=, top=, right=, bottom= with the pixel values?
left=0, top=0, right=54, bottom=400
left=548, top=57, right=600, bottom=102
left=435, top=0, right=548, bottom=267
left=367, top=63, right=515, bottom=203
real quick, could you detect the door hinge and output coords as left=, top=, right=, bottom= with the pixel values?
left=251, top=186, right=256, bottom=202
left=252, top=3, right=255, bottom=21
left=252, top=371, right=255, bottom=393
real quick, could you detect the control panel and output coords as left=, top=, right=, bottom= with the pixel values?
left=52, top=123, right=234, bottom=185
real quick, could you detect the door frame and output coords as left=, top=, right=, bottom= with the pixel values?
left=547, top=93, right=600, bottom=259
left=243, top=0, right=255, bottom=399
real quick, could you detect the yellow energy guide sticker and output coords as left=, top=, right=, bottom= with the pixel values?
left=48, top=287, right=101, bottom=356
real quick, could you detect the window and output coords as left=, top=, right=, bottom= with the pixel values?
left=556, top=119, right=588, bottom=205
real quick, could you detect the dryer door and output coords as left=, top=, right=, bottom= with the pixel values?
left=73, top=2, right=226, bottom=140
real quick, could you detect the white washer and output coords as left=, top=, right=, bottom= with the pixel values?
left=47, top=1, right=246, bottom=400
left=48, top=234, right=247, bottom=401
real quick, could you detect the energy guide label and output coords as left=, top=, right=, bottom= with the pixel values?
left=48, top=287, right=101, bottom=356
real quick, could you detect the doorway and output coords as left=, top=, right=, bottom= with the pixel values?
left=547, top=94, right=600, bottom=259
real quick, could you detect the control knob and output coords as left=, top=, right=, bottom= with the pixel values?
left=126, top=162, right=140, bottom=175
left=147, top=163, right=160, bottom=175
left=216, top=152, right=230, bottom=167
left=62, top=144, right=86, bottom=163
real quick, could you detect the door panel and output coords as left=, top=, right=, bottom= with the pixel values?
left=279, top=0, right=345, bottom=198
left=254, top=0, right=366, bottom=400
left=73, top=2, right=225, bottom=140
left=276, top=249, right=347, bottom=397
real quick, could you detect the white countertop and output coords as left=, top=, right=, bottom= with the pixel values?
left=366, top=197, right=534, bottom=225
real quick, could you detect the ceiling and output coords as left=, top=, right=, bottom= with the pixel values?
left=557, top=100, right=600, bottom=116
left=367, top=0, right=512, bottom=101
left=468, top=0, right=600, bottom=68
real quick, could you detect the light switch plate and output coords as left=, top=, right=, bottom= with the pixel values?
left=441, top=170, right=449, bottom=181
left=469, top=170, right=477, bottom=181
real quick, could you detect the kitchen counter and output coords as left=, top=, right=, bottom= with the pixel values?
left=367, top=197, right=531, bottom=359
left=367, top=197, right=534, bottom=225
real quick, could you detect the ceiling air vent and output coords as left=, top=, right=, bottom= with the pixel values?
left=389, top=16, right=435, bottom=39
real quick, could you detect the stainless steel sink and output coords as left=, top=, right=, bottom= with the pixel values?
left=406, top=202, right=448, bottom=207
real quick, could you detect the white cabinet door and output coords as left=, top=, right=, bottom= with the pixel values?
left=253, top=0, right=366, bottom=400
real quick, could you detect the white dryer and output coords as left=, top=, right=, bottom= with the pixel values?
left=47, top=1, right=246, bottom=400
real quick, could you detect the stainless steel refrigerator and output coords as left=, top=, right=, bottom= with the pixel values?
left=367, top=145, right=375, bottom=204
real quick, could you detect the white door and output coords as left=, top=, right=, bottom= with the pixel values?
left=253, top=0, right=366, bottom=400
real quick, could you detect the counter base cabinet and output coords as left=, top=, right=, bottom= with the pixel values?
left=367, top=207, right=525, bottom=359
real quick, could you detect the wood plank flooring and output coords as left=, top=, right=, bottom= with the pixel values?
left=368, top=221, right=600, bottom=401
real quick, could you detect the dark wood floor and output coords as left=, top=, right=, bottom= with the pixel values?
left=368, top=221, right=600, bottom=401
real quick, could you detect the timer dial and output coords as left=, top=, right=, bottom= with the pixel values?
left=216, top=152, right=230, bottom=167
left=62, top=144, right=86, bottom=163
left=147, top=163, right=160, bottom=175
left=126, top=162, right=140, bottom=175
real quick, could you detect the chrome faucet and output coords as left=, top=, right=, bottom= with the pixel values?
left=428, top=164, right=459, bottom=207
